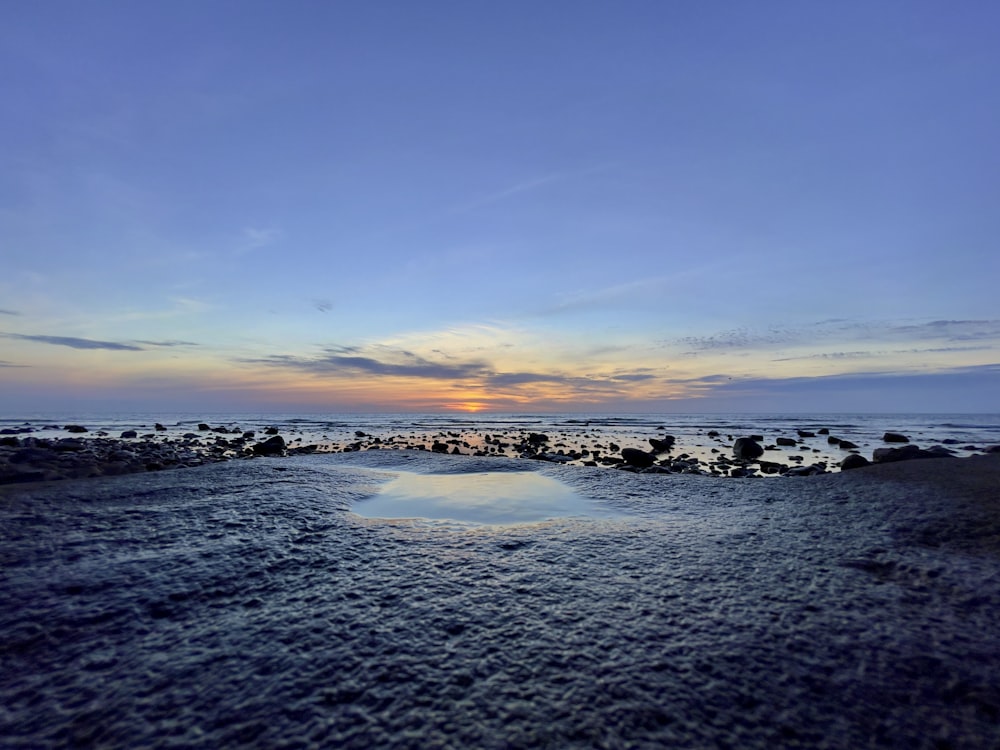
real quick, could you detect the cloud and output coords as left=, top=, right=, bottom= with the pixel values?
left=133, top=339, right=201, bottom=347
left=771, top=345, right=993, bottom=362
left=235, top=227, right=282, bottom=255
left=313, top=299, right=334, bottom=313
left=0, top=309, right=19, bottom=316
left=242, top=347, right=492, bottom=380
left=1, top=333, right=144, bottom=351
left=670, top=319, right=1000, bottom=354
left=0, top=360, right=29, bottom=367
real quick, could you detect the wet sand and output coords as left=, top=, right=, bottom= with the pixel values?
left=2, top=452, right=999, bottom=747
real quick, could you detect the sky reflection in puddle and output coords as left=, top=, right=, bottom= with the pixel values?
left=353, top=471, right=620, bottom=526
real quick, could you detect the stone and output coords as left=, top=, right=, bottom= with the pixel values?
left=155, top=423, right=167, bottom=431
left=265, top=427, right=280, bottom=435
left=648, top=436, right=675, bottom=452
left=838, top=440, right=859, bottom=450
left=883, top=432, right=910, bottom=443
left=527, top=433, right=549, bottom=445
left=252, top=435, right=286, bottom=456
left=198, top=423, right=210, bottom=431
left=776, top=437, right=798, bottom=447
left=817, top=428, right=830, bottom=435
left=873, top=444, right=956, bottom=463
left=732, top=437, right=764, bottom=460
left=64, top=425, right=88, bottom=433
left=120, top=430, right=138, bottom=439
left=797, top=430, right=816, bottom=438
left=840, top=454, right=871, bottom=470
left=431, top=441, right=449, bottom=453
left=621, top=448, right=655, bottom=468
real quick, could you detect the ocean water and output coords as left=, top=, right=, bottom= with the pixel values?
left=2, top=412, right=999, bottom=470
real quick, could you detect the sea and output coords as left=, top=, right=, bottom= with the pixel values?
left=2, top=412, right=999, bottom=470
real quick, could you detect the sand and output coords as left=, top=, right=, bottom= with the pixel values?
left=2, top=452, right=999, bottom=748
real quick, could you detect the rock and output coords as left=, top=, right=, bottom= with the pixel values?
left=648, top=436, right=675, bottom=453
left=707, top=431, right=720, bottom=438
left=838, top=440, right=859, bottom=450
left=120, top=430, right=138, bottom=439
left=621, top=448, right=655, bottom=468
left=817, top=428, right=830, bottom=435
left=155, top=423, right=167, bottom=431
left=431, top=441, right=449, bottom=453
left=252, top=435, right=286, bottom=456
left=883, top=432, right=910, bottom=443
left=797, top=430, right=816, bottom=438
left=265, top=427, right=280, bottom=435
left=840, top=454, right=871, bottom=470
left=873, top=444, right=956, bottom=463
left=827, top=436, right=841, bottom=445
left=0, top=436, right=19, bottom=448
left=732, top=437, right=764, bottom=460
left=527, top=433, right=549, bottom=445
left=198, top=423, right=210, bottom=431
left=64, top=425, right=88, bottom=433
left=776, top=437, right=798, bottom=447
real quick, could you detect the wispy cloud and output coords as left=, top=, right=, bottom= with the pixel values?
left=449, top=163, right=617, bottom=215
left=1, top=333, right=144, bottom=351
left=0, top=309, right=19, bottom=316
left=133, top=339, right=200, bottom=347
left=669, top=319, right=1000, bottom=354
left=0, top=360, right=29, bottom=367
left=235, top=226, right=282, bottom=255
left=242, top=346, right=491, bottom=380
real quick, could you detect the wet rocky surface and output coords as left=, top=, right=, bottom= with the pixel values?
left=2, top=451, right=1000, bottom=747
left=3, top=419, right=998, bottom=485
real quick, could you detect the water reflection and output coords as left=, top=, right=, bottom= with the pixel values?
left=353, top=470, right=619, bottom=526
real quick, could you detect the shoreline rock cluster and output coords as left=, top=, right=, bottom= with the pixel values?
left=2, top=421, right=998, bottom=486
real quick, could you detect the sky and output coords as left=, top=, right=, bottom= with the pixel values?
left=1, top=1, right=999, bottom=414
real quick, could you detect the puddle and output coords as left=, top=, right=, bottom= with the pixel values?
left=353, top=470, right=620, bottom=526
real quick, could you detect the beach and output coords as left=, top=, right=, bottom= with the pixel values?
left=2, top=449, right=999, bottom=747
left=3, top=412, right=999, bottom=484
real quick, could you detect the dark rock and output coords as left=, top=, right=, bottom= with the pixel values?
left=120, top=430, right=138, bottom=439
left=265, top=427, right=280, bottom=435
left=785, top=465, right=821, bottom=477
left=431, top=441, right=449, bottom=454
left=883, top=432, right=910, bottom=443
left=0, top=436, right=19, bottom=447
left=732, top=437, right=764, bottom=460
left=797, top=430, right=816, bottom=438
left=750, top=435, right=764, bottom=442
left=827, top=436, right=841, bottom=445
left=527, top=433, right=549, bottom=445
left=840, top=454, right=871, bottom=470
left=817, top=428, right=830, bottom=435
left=838, top=440, right=859, bottom=450
left=355, top=431, right=368, bottom=438
left=776, top=437, right=798, bottom=447
left=707, top=431, right=720, bottom=438
left=198, top=423, right=210, bottom=431
left=155, top=423, right=167, bottom=431
left=648, top=436, right=675, bottom=452
left=252, top=435, right=286, bottom=456
left=873, top=444, right=956, bottom=463
left=621, top=448, right=655, bottom=468
left=53, top=439, right=85, bottom=452
left=64, top=425, right=88, bottom=433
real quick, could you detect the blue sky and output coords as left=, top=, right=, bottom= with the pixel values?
left=1, top=1, right=998, bottom=413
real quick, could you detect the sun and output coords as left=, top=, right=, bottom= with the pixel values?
left=446, top=402, right=489, bottom=413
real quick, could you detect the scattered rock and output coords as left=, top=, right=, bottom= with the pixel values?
left=648, top=436, right=675, bottom=453
left=840, top=454, right=870, bottom=470
left=64, top=425, right=88, bottom=433
left=120, top=430, right=138, bottom=439
left=621, top=448, right=655, bottom=468
left=198, top=423, right=210, bottom=431
left=873, top=445, right=955, bottom=463
left=883, top=432, right=910, bottom=443
left=252, top=435, right=286, bottom=456
left=797, top=430, right=816, bottom=438
left=155, top=423, right=167, bottom=431
left=776, top=437, right=798, bottom=447
left=838, top=440, right=859, bottom=450
left=732, top=437, right=764, bottom=460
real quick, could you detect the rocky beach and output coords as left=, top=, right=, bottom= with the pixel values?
left=3, top=415, right=999, bottom=485
left=2, top=447, right=1000, bottom=747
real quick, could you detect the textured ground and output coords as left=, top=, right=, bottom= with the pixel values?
left=2, top=452, right=999, bottom=748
